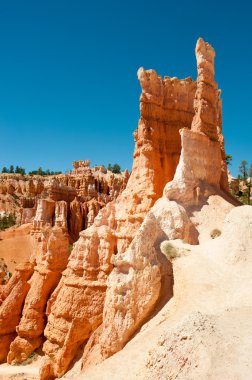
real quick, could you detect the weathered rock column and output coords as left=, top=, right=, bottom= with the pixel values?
left=0, top=262, right=34, bottom=362
left=39, top=63, right=194, bottom=379
left=7, top=202, right=69, bottom=364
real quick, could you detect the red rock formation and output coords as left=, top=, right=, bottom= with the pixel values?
left=0, top=262, right=34, bottom=362
left=69, top=197, right=106, bottom=242
left=43, top=180, right=77, bottom=202
left=0, top=38, right=235, bottom=380
left=136, top=67, right=196, bottom=194
left=0, top=166, right=129, bottom=239
left=31, top=199, right=56, bottom=232
left=80, top=38, right=236, bottom=372
left=20, top=207, right=36, bottom=224
left=165, top=38, right=230, bottom=204
left=69, top=197, right=84, bottom=242
left=190, top=37, right=229, bottom=192
left=72, top=160, right=91, bottom=175
left=39, top=59, right=196, bottom=380
left=0, top=258, right=9, bottom=285
left=0, top=201, right=69, bottom=364
left=7, top=225, right=69, bottom=364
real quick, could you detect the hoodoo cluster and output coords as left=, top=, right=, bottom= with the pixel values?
left=0, top=38, right=240, bottom=380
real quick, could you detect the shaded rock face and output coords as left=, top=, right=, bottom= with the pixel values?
left=69, top=198, right=103, bottom=242
left=0, top=258, right=9, bottom=285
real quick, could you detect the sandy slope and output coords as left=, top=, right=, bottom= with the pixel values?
left=75, top=206, right=252, bottom=380
left=0, top=224, right=32, bottom=273
left=1, top=206, right=251, bottom=380
left=0, top=353, right=42, bottom=380
left=0, top=363, right=39, bottom=380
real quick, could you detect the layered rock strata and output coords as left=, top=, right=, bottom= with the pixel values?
left=38, top=45, right=199, bottom=380
left=0, top=37, right=237, bottom=380
left=190, top=37, right=229, bottom=192
left=0, top=165, right=129, bottom=235
left=0, top=262, right=34, bottom=362
left=80, top=38, right=237, bottom=371
left=0, top=169, right=126, bottom=366
left=7, top=226, right=69, bottom=364
left=0, top=201, right=69, bottom=364
left=80, top=206, right=252, bottom=380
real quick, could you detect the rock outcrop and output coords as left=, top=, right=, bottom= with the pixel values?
left=38, top=37, right=234, bottom=379
left=0, top=38, right=239, bottom=380
left=0, top=168, right=126, bottom=368
left=7, top=223, right=69, bottom=364
left=0, top=262, right=34, bottom=362
left=37, top=43, right=199, bottom=380
left=81, top=206, right=252, bottom=380
left=80, top=38, right=237, bottom=371
left=0, top=200, right=69, bottom=363
left=0, top=258, right=9, bottom=285
left=0, top=164, right=129, bottom=239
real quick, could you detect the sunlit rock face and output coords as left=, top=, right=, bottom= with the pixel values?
left=0, top=38, right=234, bottom=380
left=165, top=38, right=230, bottom=206
left=80, top=38, right=235, bottom=373
left=39, top=45, right=198, bottom=380
left=0, top=262, right=34, bottom=363
left=0, top=166, right=129, bottom=237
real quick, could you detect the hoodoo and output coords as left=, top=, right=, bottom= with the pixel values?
left=80, top=38, right=237, bottom=369
left=0, top=38, right=242, bottom=380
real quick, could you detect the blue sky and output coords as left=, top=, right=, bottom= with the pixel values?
left=0, top=0, right=251, bottom=175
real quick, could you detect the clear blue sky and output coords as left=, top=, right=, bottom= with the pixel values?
left=0, top=0, right=251, bottom=175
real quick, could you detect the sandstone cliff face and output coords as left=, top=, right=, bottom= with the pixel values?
left=164, top=38, right=231, bottom=205
left=37, top=47, right=198, bottom=380
left=7, top=224, right=69, bottom=364
left=80, top=38, right=236, bottom=371
left=0, top=169, right=126, bottom=367
left=0, top=38, right=236, bottom=380
left=80, top=206, right=252, bottom=380
left=0, top=262, right=34, bottom=362
left=0, top=200, right=69, bottom=364
left=39, top=38, right=234, bottom=379
left=191, top=37, right=229, bottom=192
left=77, top=209, right=251, bottom=380
left=136, top=68, right=196, bottom=195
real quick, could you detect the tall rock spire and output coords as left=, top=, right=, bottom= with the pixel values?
left=191, top=37, right=219, bottom=141
left=191, top=37, right=229, bottom=192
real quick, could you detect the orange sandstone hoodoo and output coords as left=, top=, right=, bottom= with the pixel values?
left=79, top=38, right=237, bottom=371
left=0, top=37, right=236, bottom=380
left=39, top=67, right=194, bottom=379
left=39, top=38, right=231, bottom=379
